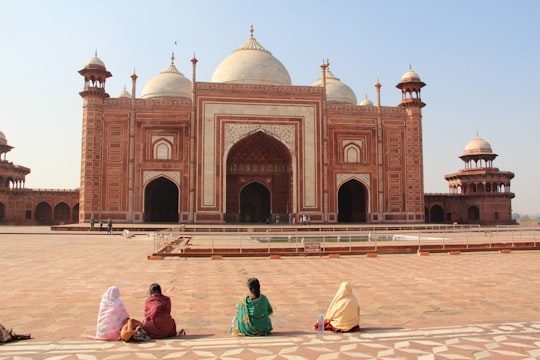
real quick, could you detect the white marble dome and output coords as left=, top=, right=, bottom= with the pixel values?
left=400, top=68, right=422, bottom=82
left=117, top=86, right=131, bottom=98
left=359, top=94, right=374, bottom=106
left=84, top=52, right=106, bottom=70
left=0, top=131, right=7, bottom=146
left=313, top=69, right=357, bottom=105
left=141, top=54, right=192, bottom=99
left=464, top=135, right=494, bottom=155
left=211, top=27, right=291, bottom=86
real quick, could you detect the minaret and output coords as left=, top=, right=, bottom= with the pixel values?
left=396, top=67, right=426, bottom=222
left=78, top=51, right=112, bottom=99
left=78, top=51, right=112, bottom=223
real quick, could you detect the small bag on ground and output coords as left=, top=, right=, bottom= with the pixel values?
left=120, top=318, right=150, bottom=342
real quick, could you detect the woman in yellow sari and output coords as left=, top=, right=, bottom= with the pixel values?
left=316, top=281, right=360, bottom=332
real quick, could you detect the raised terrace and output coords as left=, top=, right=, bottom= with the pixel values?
left=52, top=223, right=540, bottom=258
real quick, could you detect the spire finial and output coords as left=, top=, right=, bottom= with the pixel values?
left=95, top=49, right=98, bottom=57
left=409, top=63, right=412, bottom=70
left=171, top=52, right=175, bottom=64
left=250, top=25, right=254, bottom=38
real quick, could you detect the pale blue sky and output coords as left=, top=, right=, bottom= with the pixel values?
left=1, top=0, right=539, bottom=215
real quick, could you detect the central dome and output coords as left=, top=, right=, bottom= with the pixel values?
left=211, top=26, right=291, bottom=86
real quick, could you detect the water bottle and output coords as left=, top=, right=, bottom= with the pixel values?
left=317, top=314, right=324, bottom=335
left=231, top=316, right=238, bottom=335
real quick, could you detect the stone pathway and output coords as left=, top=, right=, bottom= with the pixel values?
left=0, top=226, right=539, bottom=359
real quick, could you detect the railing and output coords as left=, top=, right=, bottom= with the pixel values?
left=151, top=225, right=539, bottom=257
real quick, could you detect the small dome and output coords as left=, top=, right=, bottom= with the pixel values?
left=0, top=131, right=7, bottom=146
left=84, top=51, right=106, bottom=70
left=211, top=26, right=291, bottom=86
left=359, top=94, right=374, bottom=106
left=463, top=135, right=494, bottom=155
left=141, top=54, right=192, bottom=99
left=118, top=86, right=131, bottom=98
left=400, top=68, right=422, bottom=82
left=313, top=69, right=357, bottom=105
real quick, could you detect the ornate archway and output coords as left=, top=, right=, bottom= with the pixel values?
left=225, top=131, right=292, bottom=223
left=338, top=179, right=367, bottom=223
left=144, top=177, right=179, bottom=223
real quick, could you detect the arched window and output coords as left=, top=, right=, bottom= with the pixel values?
left=153, top=140, right=172, bottom=160
left=343, top=142, right=362, bottom=163
left=344, top=144, right=361, bottom=163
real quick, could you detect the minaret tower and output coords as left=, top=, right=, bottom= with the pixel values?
left=396, top=67, right=426, bottom=222
left=78, top=52, right=112, bottom=223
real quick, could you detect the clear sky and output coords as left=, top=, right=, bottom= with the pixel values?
left=1, top=0, right=539, bottom=215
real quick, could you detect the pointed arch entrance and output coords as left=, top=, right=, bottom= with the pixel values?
left=239, top=182, right=270, bottom=223
left=429, top=205, right=444, bottom=223
left=226, top=131, right=292, bottom=223
left=468, top=206, right=480, bottom=223
left=338, top=179, right=367, bottom=223
left=35, top=202, right=52, bottom=225
left=144, top=177, right=179, bottom=223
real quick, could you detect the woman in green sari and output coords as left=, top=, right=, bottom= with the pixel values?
left=232, top=278, right=273, bottom=336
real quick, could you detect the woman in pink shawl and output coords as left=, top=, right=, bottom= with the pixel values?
left=95, top=286, right=129, bottom=340
left=143, top=283, right=177, bottom=339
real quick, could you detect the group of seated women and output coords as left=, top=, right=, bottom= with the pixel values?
left=93, top=283, right=178, bottom=341
left=92, top=279, right=359, bottom=340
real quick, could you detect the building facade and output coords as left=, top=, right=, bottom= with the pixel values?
left=425, top=135, right=515, bottom=225
left=0, top=131, right=79, bottom=225
left=78, top=28, right=427, bottom=224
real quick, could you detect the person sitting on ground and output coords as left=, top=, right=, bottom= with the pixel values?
left=315, top=281, right=360, bottom=332
left=95, top=286, right=130, bottom=340
left=232, top=278, right=273, bottom=336
left=143, top=283, right=178, bottom=338
left=0, top=323, right=31, bottom=343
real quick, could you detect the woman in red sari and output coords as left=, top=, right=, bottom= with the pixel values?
left=142, top=283, right=177, bottom=339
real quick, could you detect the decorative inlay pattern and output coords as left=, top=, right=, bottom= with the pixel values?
left=224, top=123, right=295, bottom=155
left=336, top=173, right=370, bottom=188
left=143, top=170, right=181, bottom=187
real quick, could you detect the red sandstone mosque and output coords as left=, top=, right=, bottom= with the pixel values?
left=0, top=28, right=515, bottom=225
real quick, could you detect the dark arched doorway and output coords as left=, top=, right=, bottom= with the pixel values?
left=54, top=202, right=71, bottom=224
left=72, top=203, right=79, bottom=224
left=0, top=202, right=5, bottom=222
left=226, top=131, right=292, bottom=223
left=239, top=182, right=270, bottom=223
left=35, top=202, right=52, bottom=225
left=468, top=206, right=480, bottom=223
left=430, top=205, right=444, bottom=223
left=338, top=180, right=367, bottom=223
left=144, top=177, right=179, bottom=223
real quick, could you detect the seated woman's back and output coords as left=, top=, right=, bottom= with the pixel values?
left=324, top=281, right=360, bottom=332
left=143, top=283, right=177, bottom=339
left=234, top=278, right=273, bottom=336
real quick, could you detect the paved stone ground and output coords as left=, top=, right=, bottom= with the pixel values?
left=0, top=226, right=539, bottom=359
